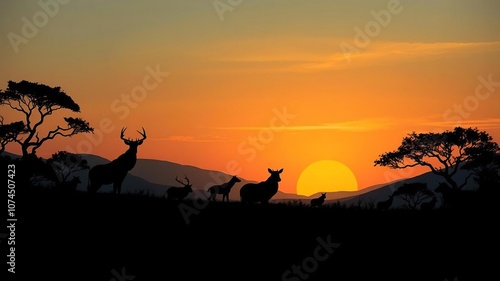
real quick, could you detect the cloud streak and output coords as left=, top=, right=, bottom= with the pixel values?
left=292, top=41, right=500, bottom=72
left=204, top=38, right=500, bottom=73
left=214, top=119, right=394, bottom=132
left=150, top=135, right=236, bottom=143
left=418, top=118, right=500, bottom=130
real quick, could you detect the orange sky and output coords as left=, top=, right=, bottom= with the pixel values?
left=1, top=0, right=500, bottom=194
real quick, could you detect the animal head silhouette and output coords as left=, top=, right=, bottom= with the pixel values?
left=268, top=168, right=283, bottom=182
left=121, top=127, right=146, bottom=147
left=176, top=176, right=193, bottom=191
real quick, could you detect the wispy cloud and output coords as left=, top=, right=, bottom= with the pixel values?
left=292, top=41, right=500, bottom=72
left=150, top=135, right=236, bottom=143
left=214, top=119, right=393, bottom=132
left=204, top=38, right=500, bottom=73
left=417, top=118, right=500, bottom=130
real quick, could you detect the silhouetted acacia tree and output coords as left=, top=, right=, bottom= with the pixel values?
left=0, top=80, right=94, bottom=157
left=374, top=127, right=500, bottom=190
left=46, top=151, right=89, bottom=184
left=393, top=182, right=434, bottom=210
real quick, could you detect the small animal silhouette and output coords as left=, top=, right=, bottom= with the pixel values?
left=207, top=175, right=241, bottom=202
left=88, top=127, right=146, bottom=194
left=166, top=176, right=193, bottom=201
left=420, top=196, right=438, bottom=210
left=240, top=168, right=283, bottom=204
left=311, top=193, right=326, bottom=207
left=376, top=194, right=394, bottom=210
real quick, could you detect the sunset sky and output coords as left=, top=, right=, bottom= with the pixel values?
left=1, top=0, right=500, bottom=194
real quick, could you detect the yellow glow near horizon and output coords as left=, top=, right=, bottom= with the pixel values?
left=296, top=160, right=358, bottom=196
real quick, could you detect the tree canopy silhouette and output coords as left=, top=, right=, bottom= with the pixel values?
left=0, top=80, right=94, bottom=157
left=393, top=182, right=435, bottom=210
left=46, top=151, right=89, bottom=184
left=0, top=116, right=26, bottom=154
left=374, top=127, right=499, bottom=190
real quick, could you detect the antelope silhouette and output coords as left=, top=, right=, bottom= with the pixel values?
left=87, top=127, right=146, bottom=194
left=165, top=176, right=193, bottom=201
left=376, top=194, right=394, bottom=210
left=240, top=168, right=283, bottom=204
left=311, top=193, right=326, bottom=207
left=207, top=175, right=241, bottom=202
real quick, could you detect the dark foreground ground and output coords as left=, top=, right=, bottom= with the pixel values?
left=5, top=188, right=499, bottom=281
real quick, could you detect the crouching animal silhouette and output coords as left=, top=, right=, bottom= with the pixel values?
left=166, top=176, right=193, bottom=201
left=240, top=168, right=283, bottom=204
left=311, top=193, right=326, bottom=207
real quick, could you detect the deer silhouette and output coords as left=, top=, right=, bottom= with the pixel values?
left=376, top=194, right=394, bottom=210
left=240, top=168, right=283, bottom=204
left=207, top=175, right=241, bottom=202
left=420, top=196, right=438, bottom=210
left=165, top=176, right=193, bottom=201
left=311, top=193, right=326, bottom=207
left=87, top=127, right=146, bottom=194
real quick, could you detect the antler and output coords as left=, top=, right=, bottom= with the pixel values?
left=120, top=127, right=128, bottom=141
left=120, top=127, right=146, bottom=143
left=175, top=176, right=186, bottom=186
left=184, top=175, right=190, bottom=185
left=136, top=127, right=147, bottom=141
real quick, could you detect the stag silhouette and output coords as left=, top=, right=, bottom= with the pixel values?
left=240, top=168, right=283, bottom=204
left=165, top=176, right=193, bottom=201
left=311, top=193, right=326, bottom=207
left=87, top=127, right=146, bottom=194
left=207, top=175, right=241, bottom=202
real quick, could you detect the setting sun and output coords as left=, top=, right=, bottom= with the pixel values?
left=296, top=160, right=358, bottom=196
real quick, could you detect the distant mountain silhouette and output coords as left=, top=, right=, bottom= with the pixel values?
left=4, top=151, right=302, bottom=200
left=340, top=167, right=477, bottom=208
left=270, top=182, right=393, bottom=204
left=131, top=158, right=307, bottom=201
left=5, top=151, right=478, bottom=207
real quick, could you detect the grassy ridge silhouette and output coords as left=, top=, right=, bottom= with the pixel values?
left=15, top=187, right=496, bottom=281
